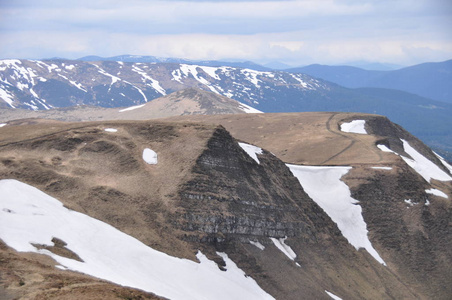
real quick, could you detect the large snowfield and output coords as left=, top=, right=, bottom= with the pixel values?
left=0, top=179, right=274, bottom=300
left=287, top=164, right=386, bottom=265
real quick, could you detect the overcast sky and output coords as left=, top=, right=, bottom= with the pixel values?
left=1, top=0, right=451, bottom=66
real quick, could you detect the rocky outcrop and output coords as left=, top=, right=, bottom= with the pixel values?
left=174, top=126, right=341, bottom=245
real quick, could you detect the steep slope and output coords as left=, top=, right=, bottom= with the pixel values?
left=1, top=113, right=451, bottom=299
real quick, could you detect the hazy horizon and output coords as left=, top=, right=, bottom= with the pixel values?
left=1, top=0, right=451, bottom=67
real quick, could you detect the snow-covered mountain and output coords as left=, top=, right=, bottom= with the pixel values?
left=0, top=59, right=322, bottom=111
left=1, top=112, right=451, bottom=299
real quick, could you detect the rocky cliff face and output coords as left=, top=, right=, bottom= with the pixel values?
left=174, top=126, right=339, bottom=243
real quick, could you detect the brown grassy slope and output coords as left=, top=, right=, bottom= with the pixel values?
left=1, top=113, right=451, bottom=299
left=0, top=120, right=219, bottom=259
left=165, top=112, right=397, bottom=165
left=0, top=88, right=249, bottom=123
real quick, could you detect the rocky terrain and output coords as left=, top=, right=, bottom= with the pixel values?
left=1, top=110, right=451, bottom=299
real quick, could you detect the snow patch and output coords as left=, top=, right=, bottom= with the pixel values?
left=325, top=290, right=343, bottom=300
left=270, top=237, right=297, bottom=261
left=237, top=102, right=263, bottom=114
left=238, top=142, right=263, bottom=164
left=377, top=144, right=395, bottom=153
left=143, top=148, right=158, bottom=165
left=0, top=179, right=274, bottom=300
left=118, top=104, right=145, bottom=112
left=0, top=123, right=6, bottom=127
left=69, top=80, right=87, bottom=92
left=425, top=188, right=448, bottom=199
left=340, top=120, right=367, bottom=134
left=104, top=128, right=117, bottom=133
left=249, top=240, right=265, bottom=250
left=287, top=164, right=386, bottom=265
left=404, top=199, right=417, bottom=206
left=434, top=152, right=452, bottom=174
left=179, top=64, right=220, bottom=94
left=131, top=65, right=166, bottom=95
left=371, top=166, right=393, bottom=170
left=400, top=139, right=452, bottom=182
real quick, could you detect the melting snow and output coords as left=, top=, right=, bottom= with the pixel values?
left=118, top=104, right=145, bottom=112
left=290, top=74, right=309, bottom=88
left=371, top=166, right=393, bottom=170
left=104, top=128, right=118, bottom=133
left=249, top=240, right=265, bottom=250
left=179, top=64, right=220, bottom=94
left=0, top=179, right=274, bottom=300
left=92, top=64, right=121, bottom=91
left=404, top=199, right=417, bottom=206
left=131, top=65, right=166, bottom=95
left=340, top=120, right=367, bottom=134
left=270, top=237, right=297, bottom=262
left=238, top=142, right=263, bottom=164
left=287, top=164, right=386, bottom=265
left=400, top=140, right=452, bottom=183
left=237, top=102, right=263, bottom=114
left=325, top=290, right=343, bottom=300
left=434, top=152, right=452, bottom=174
left=425, top=188, right=448, bottom=199
left=377, top=144, right=395, bottom=153
left=143, top=148, right=158, bottom=165
left=0, top=88, right=15, bottom=108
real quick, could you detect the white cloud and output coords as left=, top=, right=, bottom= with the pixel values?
left=0, top=0, right=451, bottom=65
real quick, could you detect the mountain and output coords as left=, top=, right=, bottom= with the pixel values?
left=78, top=55, right=270, bottom=71
left=287, top=59, right=452, bottom=103
left=0, top=88, right=261, bottom=122
left=1, top=58, right=451, bottom=161
left=1, top=112, right=451, bottom=299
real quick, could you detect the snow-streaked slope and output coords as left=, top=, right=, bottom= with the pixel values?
left=0, top=59, right=326, bottom=111
left=238, top=142, right=263, bottom=164
left=425, top=188, right=448, bottom=198
left=340, top=120, right=367, bottom=134
left=287, top=165, right=386, bottom=265
left=400, top=139, right=452, bottom=182
left=434, top=152, right=452, bottom=173
left=0, top=179, right=274, bottom=300
left=378, top=139, right=452, bottom=183
left=237, top=101, right=263, bottom=113
left=270, top=237, right=300, bottom=267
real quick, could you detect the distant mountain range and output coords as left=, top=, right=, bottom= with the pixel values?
left=0, top=57, right=451, bottom=161
left=78, top=55, right=270, bottom=71
left=288, top=59, right=452, bottom=103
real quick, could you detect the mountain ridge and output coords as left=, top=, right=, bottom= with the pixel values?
left=1, top=112, right=451, bottom=299
left=288, top=59, right=452, bottom=103
left=1, top=58, right=451, bottom=161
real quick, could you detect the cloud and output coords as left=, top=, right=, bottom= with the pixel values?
left=0, top=0, right=451, bottom=65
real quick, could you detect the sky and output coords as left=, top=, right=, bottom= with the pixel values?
left=0, top=0, right=451, bottom=67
